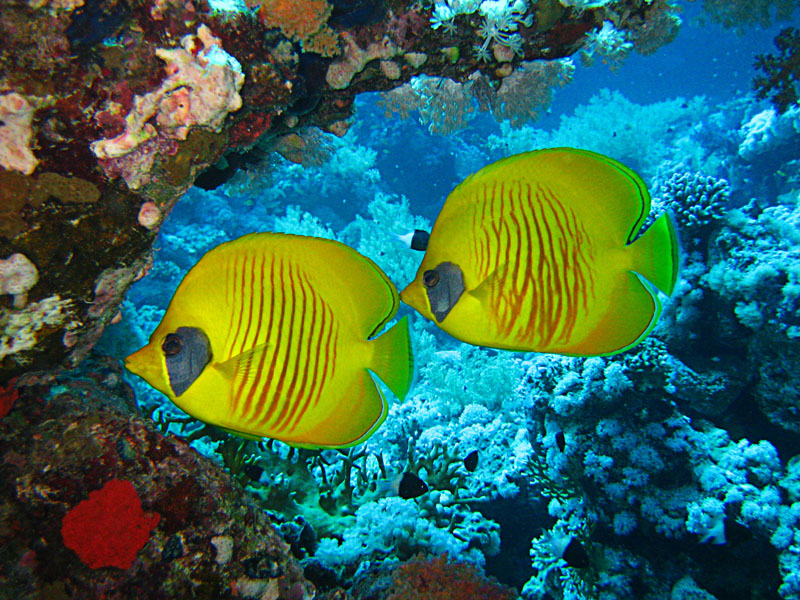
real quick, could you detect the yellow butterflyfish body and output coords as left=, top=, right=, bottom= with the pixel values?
left=401, top=148, right=680, bottom=356
left=126, top=232, right=414, bottom=449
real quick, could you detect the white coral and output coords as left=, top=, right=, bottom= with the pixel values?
left=90, top=24, right=244, bottom=161
left=0, top=296, right=76, bottom=360
left=0, top=253, right=39, bottom=309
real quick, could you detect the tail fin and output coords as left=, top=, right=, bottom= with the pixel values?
left=370, top=315, right=414, bottom=400
left=630, top=213, right=680, bottom=295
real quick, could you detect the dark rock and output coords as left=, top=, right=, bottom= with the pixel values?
left=0, top=356, right=313, bottom=599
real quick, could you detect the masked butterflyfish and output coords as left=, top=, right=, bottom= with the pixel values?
left=125, top=232, right=414, bottom=449
left=401, top=148, right=680, bottom=356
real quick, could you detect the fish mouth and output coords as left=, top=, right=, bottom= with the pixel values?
left=124, top=347, right=147, bottom=377
left=124, top=345, right=166, bottom=394
left=400, top=280, right=426, bottom=316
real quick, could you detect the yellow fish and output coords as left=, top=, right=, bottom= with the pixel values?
left=401, top=148, right=680, bottom=356
left=126, top=233, right=414, bottom=448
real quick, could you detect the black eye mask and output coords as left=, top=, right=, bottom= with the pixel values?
left=163, top=326, right=212, bottom=396
left=423, top=262, right=464, bottom=322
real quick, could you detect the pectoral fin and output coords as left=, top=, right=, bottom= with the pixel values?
left=469, top=263, right=508, bottom=305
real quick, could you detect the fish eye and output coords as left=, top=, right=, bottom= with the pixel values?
left=422, top=270, right=440, bottom=288
left=162, top=333, right=184, bottom=357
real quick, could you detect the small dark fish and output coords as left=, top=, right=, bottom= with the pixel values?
left=555, top=431, right=566, bottom=452
left=464, top=450, right=479, bottom=472
left=410, top=230, right=430, bottom=251
left=242, top=463, right=265, bottom=482
left=562, top=538, right=590, bottom=569
left=397, top=472, right=429, bottom=499
left=397, top=230, right=431, bottom=251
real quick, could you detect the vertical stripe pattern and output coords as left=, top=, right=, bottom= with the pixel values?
left=221, top=251, right=338, bottom=436
left=471, top=180, right=596, bottom=349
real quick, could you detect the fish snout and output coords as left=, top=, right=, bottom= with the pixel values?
left=124, top=345, right=164, bottom=389
left=400, top=279, right=427, bottom=317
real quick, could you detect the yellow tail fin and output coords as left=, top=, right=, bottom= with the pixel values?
left=370, top=315, right=414, bottom=400
left=630, top=213, right=680, bottom=295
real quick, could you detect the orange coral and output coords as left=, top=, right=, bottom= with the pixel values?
left=259, top=0, right=339, bottom=56
left=387, top=554, right=518, bottom=600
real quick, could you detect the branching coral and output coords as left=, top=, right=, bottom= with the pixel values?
left=656, top=170, right=729, bottom=246
left=754, top=27, right=800, bottom=114
left=378, top=58, right=574, bottom=133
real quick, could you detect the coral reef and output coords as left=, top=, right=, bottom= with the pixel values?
left=0, top=0, right=681, bottom=383
left=5, top=3, right=800, bottom=600
left=0, top=355, right=314, bottom=599
left=99, top=77, right=800, bottom=600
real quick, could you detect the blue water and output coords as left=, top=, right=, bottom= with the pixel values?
left=105, top=4, right=800, bottom=599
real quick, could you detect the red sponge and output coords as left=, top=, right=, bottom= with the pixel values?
left=61, top=478, right=160, bottom=569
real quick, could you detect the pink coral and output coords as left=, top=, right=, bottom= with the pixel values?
left=90, top=25, right=244, bottom=189
left=0, top=93, right=40, bottom=175
left=61, top=479, right=160, bottom=570
left=387, top=554, right=517, bottom=600
left=137, top=201, right=162, bottom=230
